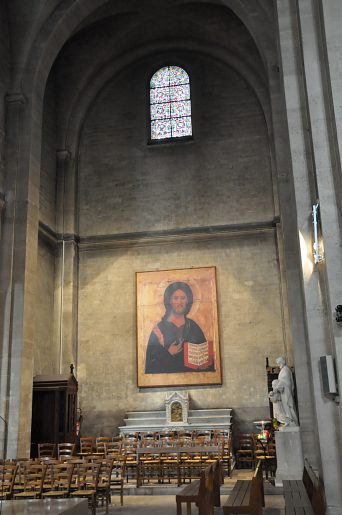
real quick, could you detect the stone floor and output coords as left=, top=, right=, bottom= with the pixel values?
left=97, top=469, right=286, bottom=514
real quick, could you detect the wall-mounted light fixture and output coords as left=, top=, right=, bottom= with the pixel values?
left=312, top=203, right=324, bottom=264
left=320, top=355, right=338, bottom=396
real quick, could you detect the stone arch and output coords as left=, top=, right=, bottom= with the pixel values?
left=63, top=41, right=270, bottom=153
left=20, top=0, right=274, bottom=99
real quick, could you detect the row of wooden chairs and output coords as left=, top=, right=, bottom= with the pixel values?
left=0, top=456, right=125, bottom=514
left=121, top=429, right=230, bottom=443
left=235, top=433, right=276, bottom=474
left=38, top=437, right=116, bottom=459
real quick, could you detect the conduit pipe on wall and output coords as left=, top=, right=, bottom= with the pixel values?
left=56, top=150, right=71, bottom=374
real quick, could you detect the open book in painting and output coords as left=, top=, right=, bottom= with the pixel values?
left=183, top=341, right=214, bottom=370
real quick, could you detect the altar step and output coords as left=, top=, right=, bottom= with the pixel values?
left=119, top=408, right=232, bottom=434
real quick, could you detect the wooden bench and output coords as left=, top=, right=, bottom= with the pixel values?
left=176, top=460, right=220, bottom=515
left=222, top=459, right=264, bottom=515
left=283, top=458, right=325, bottom=515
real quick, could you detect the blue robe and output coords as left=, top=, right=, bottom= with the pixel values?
left=145, top=318, right=214, bottom=374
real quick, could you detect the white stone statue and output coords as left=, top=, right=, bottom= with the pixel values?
left=270, top=357, right=299, bottom=428
left=268, top=379, right=287, bottom=426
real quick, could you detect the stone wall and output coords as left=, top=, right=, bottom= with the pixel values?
left=34, top=237, right=58, bottom=375
left=74, top=51, right=281, bottom=434
left=0, top=0, right=9, bottom=192
left=34, top=8, right=283, bottom=437
left=79, top=53, right=274, bottom=236
left=39, top=75, right=58, bottom=231
left=77, top=232, right=284, bottom=435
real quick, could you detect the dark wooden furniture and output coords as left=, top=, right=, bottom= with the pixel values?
left=223, top=460, right=264, bottom=515
left=235, top=433, right=255, bottom=469
left=176, top=461, right=215, bottom=515
left=31, top=365, right=78, bottom=457
left=283, top=459, right=325, bottom=515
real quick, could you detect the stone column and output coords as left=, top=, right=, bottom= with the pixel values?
left=54, top=150, right=79, bottom=375
left=0, top=93, right=40, bottom=458
left=0, top=192, right=5, bottom=240
left=276, top=0, right=342, bottom=512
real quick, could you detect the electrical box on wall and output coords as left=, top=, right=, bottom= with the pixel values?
left=320, top=355, right=338, bottom=395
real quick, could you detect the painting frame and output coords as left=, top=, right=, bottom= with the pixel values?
left=136, top=266, right=222, bottom=388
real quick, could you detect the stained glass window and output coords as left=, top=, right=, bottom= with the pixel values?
left=150, top=66, right=192, bottom=141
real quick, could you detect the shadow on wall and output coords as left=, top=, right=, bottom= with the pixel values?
left=232, top=406, right=270, bottom=449
left=80, top=410, right=124, bottom=437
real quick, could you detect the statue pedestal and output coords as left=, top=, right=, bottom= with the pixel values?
left=275, top=426, right=304, bottom=486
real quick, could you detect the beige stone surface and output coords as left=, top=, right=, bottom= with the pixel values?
left=77, top=231, right=285, bottom=434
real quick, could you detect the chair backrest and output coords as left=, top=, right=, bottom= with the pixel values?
left=105, top=441, right=122, bottom=457
left=46, top=462, right=74, bottom=492
left=38, top=443, right=56, bottom=458
left=238, top=433, right=254, bottom=450
left=21, top=463, right=47, bottom=494
left=58, top=442, right=75, bottom=460
left=74, top=462, right=101, bottom=490
left=0, top=462, right=18, bottom=499
left=98, top=458, right=115, bottom=486
left=80, top=437, right=96, bottom=454
left=96, top=436, right=113, bottom=453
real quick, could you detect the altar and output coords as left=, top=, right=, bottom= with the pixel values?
left=119, top=392, right=232, bottom=435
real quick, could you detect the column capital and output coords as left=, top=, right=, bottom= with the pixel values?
left=56, top=149, right=72, bottom=162
left=5, top=93, right=27, bottom=105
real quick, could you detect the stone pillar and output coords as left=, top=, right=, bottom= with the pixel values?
left=276, top=0, right=342, bottom=512
left=0, top=93, right=40, bottom=458
left=275, top=427, right=304, bottom=486
left=54, top=150, right=78, bottom=375
left=0, top=192, right=5, bottom=240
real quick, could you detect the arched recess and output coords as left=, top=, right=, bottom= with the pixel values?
left=64, top=42, right=271, bottom=154
left=14, top=0, right=319, bottom=471
left=0, top=0, right=287, bottom=459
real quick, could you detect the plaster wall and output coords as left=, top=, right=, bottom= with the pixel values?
left=78, top=53, right=274, bottom=236
left=77, top=232, right=284, bottom=435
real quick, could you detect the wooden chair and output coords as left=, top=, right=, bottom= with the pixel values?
left=70, top=462, right=101, bottom=515
left=235, top=433, right=255, bottom=469
left=79, top=437, right=96, bottom=457
left=12, top=460, right=31, bottom=496
left=38, top=443, right=56, bottom=459
left=121, top=440, right=138, bottom=483
left=95, top=436, right=113, bottom=455
left=109, top=457, right=126, bottom=506
left=138, top=447, right=162, bottom=486
left=58, top=442, right=76, bottom=461
left=104, top=441, right=122, bottom=458
left=95, top=458, right=114, bottom=513
left=160, top=447, right=179, bottom=485
left=14, top=463, right=47, bottom=499
left=179, top=450, right=203, bottom=484
left=221, top=436, right=233, bottom=478
left=0, top=462, right=18, bottom=500
left=42, top=462, right=74, bottom=498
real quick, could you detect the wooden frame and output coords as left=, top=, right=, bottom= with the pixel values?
left=136, top=266, right=222, bottom=387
